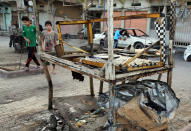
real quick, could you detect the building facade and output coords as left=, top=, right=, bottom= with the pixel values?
left=0, top=0, right=191, bottom=46
left=0, top=0, right=83, bottom=36
left=87, top=0, right=191, bottom=45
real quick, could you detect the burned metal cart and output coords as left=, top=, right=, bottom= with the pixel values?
left=37, top=0, right=177, bottom=130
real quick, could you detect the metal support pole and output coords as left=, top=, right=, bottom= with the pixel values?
left=106, top=0, right=116, bottom=130
left=99, top=81, right=104, bottom=94
left=42, top=61, right=53, bottom=110
left=121, top=9, right=125, bottom=28
left=90, top=77, right=95, bottom=96
left=167, top=40, right=173, bottom=87
left=108, top=81, right=117, bottom=131
left=33, top=0, right=53, bottom=110
left=87, top=23, right=95, bottom=96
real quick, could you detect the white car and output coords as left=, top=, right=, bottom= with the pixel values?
left=93, top=28, right=158, bottom=49
left=184, top=45, right=191, bottom=61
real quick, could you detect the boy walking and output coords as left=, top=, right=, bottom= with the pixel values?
left=41, top=21, right=58, bottom=74
left=22, top=16, right=40, bottom=71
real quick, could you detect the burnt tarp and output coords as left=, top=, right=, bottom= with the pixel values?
left=139, top=80, right=180, bottom=124
left=98, top=80, right=179, bottom=126
left=97, top=83, right=145, bottom=109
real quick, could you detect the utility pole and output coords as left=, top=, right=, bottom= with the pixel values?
left=47, top=0, right=54, bottom=23
left=121, top=8, right=126, bottom=28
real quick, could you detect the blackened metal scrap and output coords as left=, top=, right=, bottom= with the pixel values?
left=71, top=71, right=84, bottom=81
left=98, top=93, right=110, bottom=107
left=140, top=80, right=180, bottom=123
left=115, top=83, right=145, bottom=101
left=142, top=80, right=179, bottom=111
left=97, top=82, right=146, bottom=108
left=141, top=81, right=167, bottom=110
left=98, top=80, right=179, bottom=124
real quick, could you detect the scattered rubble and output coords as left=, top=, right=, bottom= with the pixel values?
left=32, top=80, right=180, bottom=131
left=75, top=120, right=87, bottom=128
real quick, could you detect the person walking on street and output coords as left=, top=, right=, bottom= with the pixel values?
left=41, top=21, right=58, bottom=74
left=22, top=16, right=40, bottom=71
left=8, top=21, right=16, bottom=47
left=114, top=28, right=122, bottom=48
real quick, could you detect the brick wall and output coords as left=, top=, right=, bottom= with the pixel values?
left=125, top=11, right=147, bottom=32
left=103, top=11, right=147, bottom=32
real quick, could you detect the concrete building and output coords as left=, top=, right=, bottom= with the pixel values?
left=87, top=0, right=191, bottom=45
left=0, top=0, right=191, bottom=46
left=0, top=0, right=18, bottom=33
left=0, top=0, right=83, bottom=36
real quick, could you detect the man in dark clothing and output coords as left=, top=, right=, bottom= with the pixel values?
left=22, top=16, right=40, bottom=71
left=8, top=21, right=16, bottom=47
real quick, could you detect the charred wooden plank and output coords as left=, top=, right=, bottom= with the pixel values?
left=40, top=53, right=105, bottom=81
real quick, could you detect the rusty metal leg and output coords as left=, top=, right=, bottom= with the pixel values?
left=109, top=81, right=117, bottom=130
left=99, top=81, right=104, bottom=94
left=122, top=80, right=125, bottom=84
left=158, top=73, right=162, bottom=81
left=158, top=57, right=167, bottom=81
left=167, top=40, right=173, bottom=87
left=89, top=76, right=95, bottom=96
left=42, top=61, right=53, bottom=110
left=167, top=69, right=172, bottom=87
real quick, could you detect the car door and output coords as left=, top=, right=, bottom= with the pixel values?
left=118, top=29, right=133, bottom=48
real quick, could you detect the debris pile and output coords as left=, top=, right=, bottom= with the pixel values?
left=98, top=80, right=180, bottom=130
left=42, top=114, right=69, bottom=131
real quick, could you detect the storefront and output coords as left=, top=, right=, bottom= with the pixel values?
left=0, top=5, right=12, bottom=30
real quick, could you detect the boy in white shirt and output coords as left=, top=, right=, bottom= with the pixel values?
left=41, top=21, right=58, bottom=74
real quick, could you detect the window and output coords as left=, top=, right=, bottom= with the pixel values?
left=134, top=29, right=147, bottom=37
left=127, top=29, right=135, bottom=36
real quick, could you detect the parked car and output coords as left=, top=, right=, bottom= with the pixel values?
left=184, top=45, right=191, bottom=61
left=93, top=28, right=158, bottom=49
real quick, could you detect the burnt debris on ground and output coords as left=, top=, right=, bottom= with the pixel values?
left=40, top=80, right=179, bottom=131
left=98, top=80, right=180, bottom=130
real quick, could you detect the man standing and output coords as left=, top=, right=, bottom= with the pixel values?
left=22, top=16, right=40, bottom=71
left=8, top=21, right=16, bottom=47
left=41, top=21, right=58, bottom=74
left=114, top=29, right=122, bottom=48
